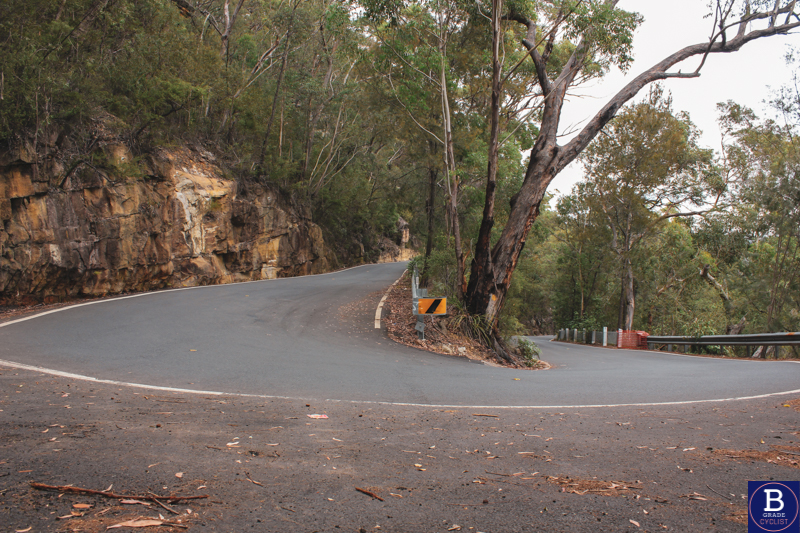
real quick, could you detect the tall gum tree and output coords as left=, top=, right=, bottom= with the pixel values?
left=375, top=0, right=465, bottom=288
left=463, top=0, right=800, bottom=357
left=581, top=87, right=715, bottom=332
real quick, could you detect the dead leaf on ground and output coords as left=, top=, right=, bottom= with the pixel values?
left=713, top=446, right=800, bottom=469
left=120, top=499, right=152, bottom=506
left=782, top=398, right=800, bottom=412
left=630, top=519, right=640, bottom=527
left=544, top=475, right=642, bottom=496
left=107, top=519, right=163, bottom=529
left=724, top=507, right=748, bottom=525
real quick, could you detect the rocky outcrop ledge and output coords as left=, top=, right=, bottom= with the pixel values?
left=0, top=144, right=329, bottom=304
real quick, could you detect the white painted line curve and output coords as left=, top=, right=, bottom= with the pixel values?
left=2, top=358, right=799, bottom=410
left=374, top=270, right=406, bottom=328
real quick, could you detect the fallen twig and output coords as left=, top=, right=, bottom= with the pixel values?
left=147, top=492, right=179, bottom=514
left=472, top=414, right=499, bottom=418
left=355, top=487, right=384, bottom=501
left=245, top=472, right=264, bottom=487
left=30, top=483, right=208, bottom=502
left=485, top=471, right=513, bottom=477
left=476, top=476, right=525, bottom=487
left=705, top=484, right=732, bottom=500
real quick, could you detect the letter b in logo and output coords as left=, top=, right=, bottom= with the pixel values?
left=749, top=481, right=799, bottom=533
left=765, top=489, right=785, bottom=512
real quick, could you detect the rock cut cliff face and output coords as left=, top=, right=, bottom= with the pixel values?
left=0, top=144, right=329, bottom=304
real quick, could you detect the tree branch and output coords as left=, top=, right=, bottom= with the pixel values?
left=559, top=7, right=800, bottom=173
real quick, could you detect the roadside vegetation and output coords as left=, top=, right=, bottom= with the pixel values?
left=1, top=0, right=799, bottom=360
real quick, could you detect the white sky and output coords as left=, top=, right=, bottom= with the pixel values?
left=548, top=0, right=800, bottom=198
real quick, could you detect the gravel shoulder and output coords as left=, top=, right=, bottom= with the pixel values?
left=2, top=364, right=798, bottom=533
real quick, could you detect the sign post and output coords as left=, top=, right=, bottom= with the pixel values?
left=410, top=266, right=447, bottom=340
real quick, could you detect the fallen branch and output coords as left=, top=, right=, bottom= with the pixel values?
left=30, top=483, right=208, bottom=502
left=472, top=414, right=499, bottom=418
left=355, top=487, right=384, bottom=501
left=147, top=492, right=179, bottom=514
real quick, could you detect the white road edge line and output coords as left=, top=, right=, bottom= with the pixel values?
left=374, top=270, right=407, bottom=329
left=1, top=358, right=799, bottom=410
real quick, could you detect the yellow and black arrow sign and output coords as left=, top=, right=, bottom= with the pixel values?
left=417, top=298, right=447, bottom=315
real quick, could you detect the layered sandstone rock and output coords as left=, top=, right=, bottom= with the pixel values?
left=376, top=217, right=415, bottom=263
left=0, top=145, right=329, bottom=303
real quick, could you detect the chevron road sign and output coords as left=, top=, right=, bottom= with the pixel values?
left=416, top=298, right=447, bottom=316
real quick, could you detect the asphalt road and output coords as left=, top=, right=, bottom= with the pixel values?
left=1, top=261, right=799, bottom=407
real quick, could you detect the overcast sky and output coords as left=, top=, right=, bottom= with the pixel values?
left=548, top=0, right=800, bottom=197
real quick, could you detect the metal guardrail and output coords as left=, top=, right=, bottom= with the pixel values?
left=646, top=332, right=800, bottom=346
left=646, top=332, right=800, bottom=357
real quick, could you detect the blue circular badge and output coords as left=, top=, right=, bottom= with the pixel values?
left=749, top=481, right=800, bottom=533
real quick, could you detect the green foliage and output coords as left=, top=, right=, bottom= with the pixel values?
left=449, top=304, right=494, bottom=346
left=516, top=338, right=541, bottom=367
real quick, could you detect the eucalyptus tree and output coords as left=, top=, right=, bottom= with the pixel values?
left=580, top=87, right=715, bottom=331
left=713, top=98, right=800, bottom=333
left=461, top=0, right=800, bottom=358
left=551, top=182, right=613, bottom=327
left=364, top=0, right=480, bottom=294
